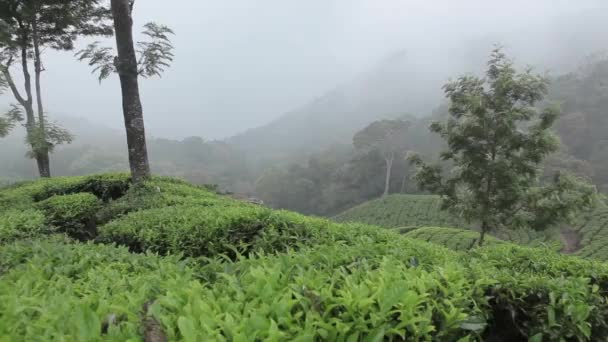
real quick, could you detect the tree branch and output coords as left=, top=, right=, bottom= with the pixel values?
left=0, top=66, right=27, bottom=106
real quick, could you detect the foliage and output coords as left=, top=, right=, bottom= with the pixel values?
left=354, top=119, right=411, bottom=196
left=3, top=174, right=608, bottom=340
left=24, top=117, right=74, bottom=157
left=0, top=0, right=112, bottom=54
left=36, top=193, right=101, bottom=240
left=562, top=202, right=608, bottom=261
left=333, top=192, right=563, bottom=249
left=137, top=22, right=175, bottom=77
left=0, top=209, right=47, bottom=244
left=404, top=227, right=503, bottom=251
left=98, top=204, right=390, bottom=260
left=0, top=103, right=21, bottom=137
left=353, top=119, right=411, bottom=155
left=410, top=48, right=596, bottom=245
left=76, top=22, right=174, bottom=81
left=0, top=0, right=112, bottom=175
left=334, top=194, right=468, bottom=229
left=0, top=237, right=192, bottom=339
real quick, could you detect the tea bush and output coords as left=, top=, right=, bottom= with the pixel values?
left=570, top=205, right=608, bottom=261
left=98, top=205, right=390, bottom=259
left=0, top=237, right=196, bottom=340
left=95, top=181, right=224, bottom=224
left=3, top=174, right=608, bottom=341
left=0, top=209, right=48, bottom=244
left=4, top=237, right=608, bottom=341
left=36, top=193, right=102, bottom=240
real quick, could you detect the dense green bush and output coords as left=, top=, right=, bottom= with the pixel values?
left=96, top=180, right=226, bottom=224
left=31, top=173, right=132, bottom=202
left=3, top=237, right=608, bottom=341
left=0, top=174, right=131, bottom=213
left=3, top=175, right=608, bottom=341
left=98, top=205, right=354, bottom=259
left=0, top=237, right=195, bottom=339
left=468, top=244, right=608, bottom=340
left=36, top=193, right=102, bottom=240
left=0, top=209, right=48, bottom=244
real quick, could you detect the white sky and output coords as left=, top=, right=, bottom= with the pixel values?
left=2, top=0, right=607, bottom=139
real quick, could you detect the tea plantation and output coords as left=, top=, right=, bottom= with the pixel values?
left=333, top=194, right=569, bottom=252
left=2, top=174, right=608, bottom=340
left=333, top=195, right=468, bottom=230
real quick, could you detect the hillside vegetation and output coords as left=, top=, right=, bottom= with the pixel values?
left=1, top=174, right=608, bottom=340
left=333, top=195, right=576, bottom=253
left=333, top=195, right=468, bottom=230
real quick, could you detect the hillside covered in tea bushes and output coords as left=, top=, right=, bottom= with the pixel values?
left=333, top=194, right=608, bottom=257
left=2, top=174, right=608, bottom=340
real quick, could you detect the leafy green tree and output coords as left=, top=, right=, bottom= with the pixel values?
left=354, top=119, right=410, bottom=197
left=410, top=48, right=597, bottom=246
left=0, top=0, right=111, bottom=177
left=76, top=0, right=174, bottom=182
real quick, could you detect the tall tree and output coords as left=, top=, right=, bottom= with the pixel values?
left=0, top=0, right=111, bottom=177
left=409, top=48, right=596, bottom=246
left=353, top=119, right=410, bottom=197
left=77, top=0, right=174, bottom=182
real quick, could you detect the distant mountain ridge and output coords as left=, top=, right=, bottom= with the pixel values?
left=228, top=49, right=445, bottom=158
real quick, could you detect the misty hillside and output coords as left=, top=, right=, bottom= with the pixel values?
left=228, top=7, right=608, bottom=158
left=228, top=50, right=442, bottom=157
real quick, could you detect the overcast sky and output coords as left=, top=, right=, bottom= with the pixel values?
left=2, top=0, right=607, bottom=139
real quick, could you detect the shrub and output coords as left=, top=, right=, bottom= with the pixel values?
left=36, top=193, right=102, bottom=240
left=0, top=209, right=48, bottom=244
left=98, top=205, right=326, bottom=258
left=157, top=243, right=485, bottom=341
left=32, top=173, right=132, bottom=202
left=0, top=238, right=195, bottom=340
left=0, top=174, right=131, bottom=213
left=3, top=175, right=608, bottom=341
left=96, top=181, right=227, bottom=224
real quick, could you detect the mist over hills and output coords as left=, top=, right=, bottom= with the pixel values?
left=227, top=7, right=608, bottom=158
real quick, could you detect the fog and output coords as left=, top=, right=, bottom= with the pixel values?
left=2, top=0, right=608, bottom=139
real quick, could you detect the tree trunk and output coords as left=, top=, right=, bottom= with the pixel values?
left=4, top=26, right=49, bottom=178
left=478, top=220, right=488, bottom=247
left=32, top=16, right=51, bottom=178
left=400, top=171, right=408, bottom=193
left=111, top=0, right=151, bottom=182
left=383, top=155, right=394, bottom=197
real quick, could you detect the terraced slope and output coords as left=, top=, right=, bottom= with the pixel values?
left=2, top=175, right=608, bottom=340
left=333, top=194, right=468, bottom=230
left=567, top=203, right=608, bottom=261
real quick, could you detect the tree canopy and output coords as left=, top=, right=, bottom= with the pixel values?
left=410, top=48, right=597, bottom=246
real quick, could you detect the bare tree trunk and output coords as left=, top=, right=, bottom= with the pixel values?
left=400, top=172, right=408, bottom=193
left=383, top=155, right=394, bottom=197
left=32, top=16, right=51, bottom=178
left=478, top=220, right=488, bottom=247
left=111, top=0, right=151, bottom=182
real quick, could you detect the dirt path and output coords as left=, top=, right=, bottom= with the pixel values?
left=560, top=228, right=582, bottom=254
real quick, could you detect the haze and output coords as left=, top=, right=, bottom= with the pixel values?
left=3, top=0, right=608, bottom=139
